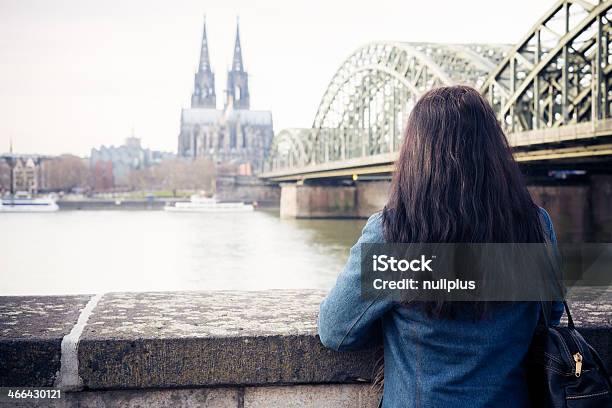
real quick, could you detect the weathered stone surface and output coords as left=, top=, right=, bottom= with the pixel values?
left=244, top=384, right=380, bottom=408
left=81, top=291, right=325, bottom=338
left=0, top=295, right=92, bottom=340
left=2, top=289, right=611, bottom=393
left=0, top=387, right=238, bottom=408
left=0, top=295, right=91, bottom=387
left=79, top=290, right=376, bottom=389
left=566, top=288, right=612, bottom=327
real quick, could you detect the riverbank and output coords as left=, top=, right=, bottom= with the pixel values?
left=56, top=198, right=280, bottom=211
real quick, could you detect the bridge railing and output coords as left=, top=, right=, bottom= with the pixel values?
left=263, top=121, right=612, bottom=177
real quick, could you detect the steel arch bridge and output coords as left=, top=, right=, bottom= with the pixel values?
left=262, top=0, right=612, bottom=181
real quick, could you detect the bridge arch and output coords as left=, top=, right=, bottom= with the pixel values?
left=265, top=128, right=313, bottom=170
left=308, top=42, right=509, bottom=165
left=264, top=0, right=611, bottom=176
left=266, top=42, right=508, bottom=170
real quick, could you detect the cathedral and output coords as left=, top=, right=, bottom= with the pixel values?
left=177, top=18, right=274, bottom=174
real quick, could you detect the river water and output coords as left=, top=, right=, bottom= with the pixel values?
left=0, top=210, right=365, bottom=296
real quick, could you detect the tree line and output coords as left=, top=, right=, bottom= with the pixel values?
left=0, top=155, right=215, bottom=195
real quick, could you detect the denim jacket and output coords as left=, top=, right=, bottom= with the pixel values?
left=318, top=208, right=563, bottom=408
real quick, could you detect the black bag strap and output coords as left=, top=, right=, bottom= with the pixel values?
left=537, top=208, right=573, bottom=329
left=563, top=301, right=575, bottom=329
left=538, top=300, right=574, bottom=329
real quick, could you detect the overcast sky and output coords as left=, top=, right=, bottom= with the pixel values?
left=0, top=0, right=554, bottom=156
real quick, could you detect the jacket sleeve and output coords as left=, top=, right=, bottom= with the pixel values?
left=540, top=207, right=564, bottom=326
left=318, top=212, right=394, bottom=351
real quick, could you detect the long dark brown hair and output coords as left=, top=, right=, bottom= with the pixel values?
left=382, top=85, right=544, bottom=246
left=373, top=85, right=546, bottom=389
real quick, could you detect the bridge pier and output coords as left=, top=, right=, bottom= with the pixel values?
left=215, top=175, right=280, bottom=207
left=279, top=181, right=390, bottom=219
left=528, top=174, right=612, bottom=242
left=280, top=183, right=357, bottom=218
left=278, top=175, right=612, bottom=243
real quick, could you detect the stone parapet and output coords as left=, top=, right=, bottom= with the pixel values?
left=1, top=290, right=610, bottom=407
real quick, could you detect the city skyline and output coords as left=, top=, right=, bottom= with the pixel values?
left=0, top=0, right=553, bottom=156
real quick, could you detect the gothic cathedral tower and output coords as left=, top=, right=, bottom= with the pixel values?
left=191, top=17, right=216, bottom=109
left=225, top=20, right=250, bottom=110
left=178, top=16, right=272, bottom=173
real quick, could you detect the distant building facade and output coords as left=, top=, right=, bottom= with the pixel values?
left=12, top=157, right=41, bottom=194
left=177, top=18, right=274, bottom=174
left=90, top=136, right=174, bottom=189
left=2, top=153, right=89, bottom=195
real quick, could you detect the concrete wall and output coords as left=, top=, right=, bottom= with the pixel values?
left=280, top=184, right=358, bottom=218
left=5, top=384, right=379, bottom=408
left=356, top=181, right=390, bottom=218
left=279, top=181, right=390, bottom=219
left=279, top=183, right=299, bottom=218
left=1, top=290, right=610, bottom=408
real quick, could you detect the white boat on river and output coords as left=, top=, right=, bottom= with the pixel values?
left=164, top=195, right=254, bottom=213
left=0, top=194, right=59, bottom=212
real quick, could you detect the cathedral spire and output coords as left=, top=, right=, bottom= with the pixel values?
left=199, top=15, right=212, bottom=72
left=232, top=18, right=244, bottom=72
left=225, top=17, right=249, bottom=109
left=191, top=15, right=216, bottom=109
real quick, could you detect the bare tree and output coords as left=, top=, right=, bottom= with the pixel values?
left=126, top=157, right=215, bottom=194
left=42, top=154, right=89, bottom=191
